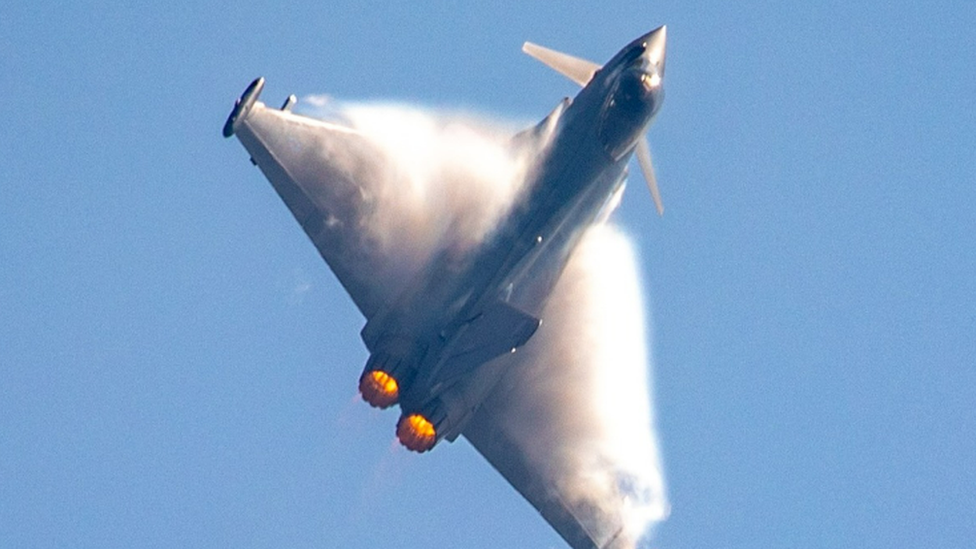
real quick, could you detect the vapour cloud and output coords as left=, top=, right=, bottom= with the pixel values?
left=297, top=98, right=667, bottom=546
left=300, top=97, right=535, bottom=277
left=501, top=224, right=669, bottom=546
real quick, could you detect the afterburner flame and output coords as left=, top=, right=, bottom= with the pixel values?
left=396, top=413, right=437, bottom=452
left=359, top=370, right=399, bottom=409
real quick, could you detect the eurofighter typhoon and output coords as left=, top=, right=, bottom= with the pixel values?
left=223, top=26, right=668, bottom=549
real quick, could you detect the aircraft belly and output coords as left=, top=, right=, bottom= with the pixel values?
left=397, top=130, right=625, bottom=393
left=396, top=164, right=627, bottom=422
left=502, top=163, right=628, bottom=317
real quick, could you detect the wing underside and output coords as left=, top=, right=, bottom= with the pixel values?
left=234, top=100, right=404, bottom=318
left=464, top=407, right=628, bottom=549
left=462, top=225, right=666, bottom=549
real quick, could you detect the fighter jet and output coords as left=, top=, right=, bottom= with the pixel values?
left=223, top=26, right=667, bottom=549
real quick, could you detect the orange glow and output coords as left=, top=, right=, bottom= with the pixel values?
left=396, top=413, right=437, bottom=452
left=358, top=370, right=399, bottom=408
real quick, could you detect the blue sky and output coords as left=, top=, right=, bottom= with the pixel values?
left=2, top=1, right=974, bottom=548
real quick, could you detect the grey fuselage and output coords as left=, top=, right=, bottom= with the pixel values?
left=360, top=34, right=665, bottom=441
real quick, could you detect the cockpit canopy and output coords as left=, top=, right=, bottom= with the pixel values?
left=598, top=64, right=663, bottom=160
left=595, top=26, right=666, bottom=160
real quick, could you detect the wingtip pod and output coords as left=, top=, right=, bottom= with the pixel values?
left=222, top=77, right=265, bottom=138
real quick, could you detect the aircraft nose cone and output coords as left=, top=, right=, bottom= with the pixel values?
left=644, top=25, right=667, bottom=76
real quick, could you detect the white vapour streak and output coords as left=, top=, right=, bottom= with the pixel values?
left=298, top=98, right=667, bottom=545
left=504, top=224, right=669, bottom=546
left=299, top=97, right=534, bottom=277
